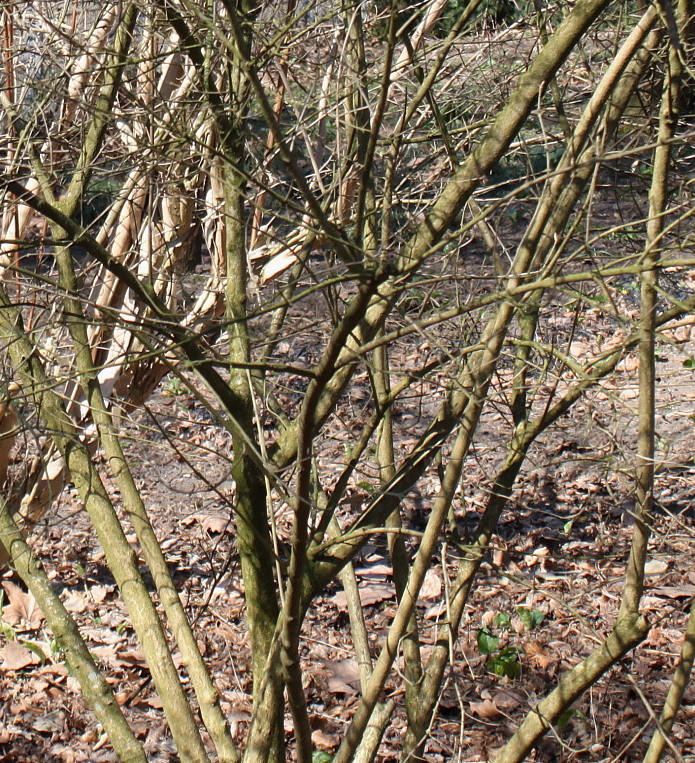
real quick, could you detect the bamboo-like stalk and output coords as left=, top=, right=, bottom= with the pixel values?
left=55, top=244, right=240, bottom=762
left=59, top=3, right=122, bottom=129
left=0, top=282, right=211, bottom=763
left=56, top=3, right=137, bottom=220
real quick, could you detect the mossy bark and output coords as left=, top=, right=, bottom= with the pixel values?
left=222, top=127, right=283, bottom=759
left=0, top=496, right=147, bottom=763
left=0, top=285, right=210, bottom=763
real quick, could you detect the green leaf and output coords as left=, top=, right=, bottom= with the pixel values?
left=494, top=612, right=512, bottom=630
left=683, top=357, right=695, bottom=369
left=487, top=648, right=521, bottom=679
left=476, top=627, right=499, bottom=655
left=556, top=708, right=576, bottom=729
left=517, top=607, right=545, bottom=631
left=313, top=752, right=334, bottom=763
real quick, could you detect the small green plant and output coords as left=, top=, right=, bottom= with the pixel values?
left=476, top=626, right=499, bottom=655
left=517, top=606, right=544, bottom=631
left=162, top=376, right=187, bottom=397
left=477, top=626, right=521, bottom=678
left=476, top=607, right=545, bottom=679
left=0, top=591, right=14, bottom=640
left=487, top=646, right=522, bottom=679
left=494, top=611, right=512, bottom=630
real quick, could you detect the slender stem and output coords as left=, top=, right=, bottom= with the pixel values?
left=619, top=1, right=683, bottom=619
left=0, top=496, right=147, bottom=763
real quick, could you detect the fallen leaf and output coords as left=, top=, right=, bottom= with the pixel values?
left=31, top=709, right=65, bottom=733
left=0, top=641, right=41, bottom=671
left=616, top=355, right=639, bottom=373
left=653, top=585, right=695, bottom=599
left=523, top=640, right=555, bottom=669
left=2, top=583, right=44, bottom=629
left=91, top=585, right=109, bottom=603
left=644, top=559, right=668, bottom=575
left=424, top=601, right=447, bottom=620
left=469, top=699, right=501, bottom=718
left=357, top=562, right=392, bottom=578
left=420, top=569, right=442, bottom=600
left=63, top=591, right=89, bottom=614
left=493, top=690, right=523, bottom=711
left=331, top=581, right=393, bottom=608
left=312, top=729, right=339, bottom=749
left=320, top=658, right=361, bottom=694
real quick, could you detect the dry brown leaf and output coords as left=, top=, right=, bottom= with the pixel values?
left=358, top=563, right=392, bottom=578
left=91, top=585, right=109, bottom=603
left=644, top=559, right=668, bottom=575
left=312, top=729, right=339, bottom=749
left=492, top=690, right=523, bottom=711
left=420, top=569, right=442, bottom=600
left=646, top=627, right=684, bottom=648
left=0, top=641, right=41, bottom=671
left=2, top=582, right=44, bottom=629
left=63, top=591, right=89, bottom=614
left=616, top=355, right=639, bottom=373
left=331, top=581, right=393, bottom=608
left=321, top=658, right=361, bottom=694
left=523, top=640, right=555, bottom=669
left=469, top=699, right=501, bottom=718
left=424, top=601, right=447, bottom=620
left=31, top=710, right=65, bottom=733
left=653, top=585, right=695, bottom=599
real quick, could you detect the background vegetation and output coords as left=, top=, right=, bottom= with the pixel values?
left=1, top=0, right=694, bottom=760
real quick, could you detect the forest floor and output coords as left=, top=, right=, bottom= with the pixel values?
left=2, top=274, right=695, bottom=763
left=2, top=201, right=695, bottom=762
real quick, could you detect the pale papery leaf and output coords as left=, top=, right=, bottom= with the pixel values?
left=63, top=591, right=89, bottom=615
left=30, top=710, right=65, bottom=733
left=492, top=690, right=523, bottom=711
left=90, top=585, right=109, bottom=604
left=469, top=699, right=502, bottom=719
left=320, top=658, right=361, bottom=694
left=0, top=641, right=41, bottom=671
left=357, top=563, right=392, bottom=578
left=644, top=559, right=668, bottom=575
left=424, top=601, right=447, bottom=620
left=420, top=569, right=442, bottom=600
left=2, top=583, right=44, bottom=630
left=653, top=585, right=695, bottom=599
left=331, top=581, right=393, bottom=608
left=260, top=250, right=298, bottom=283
